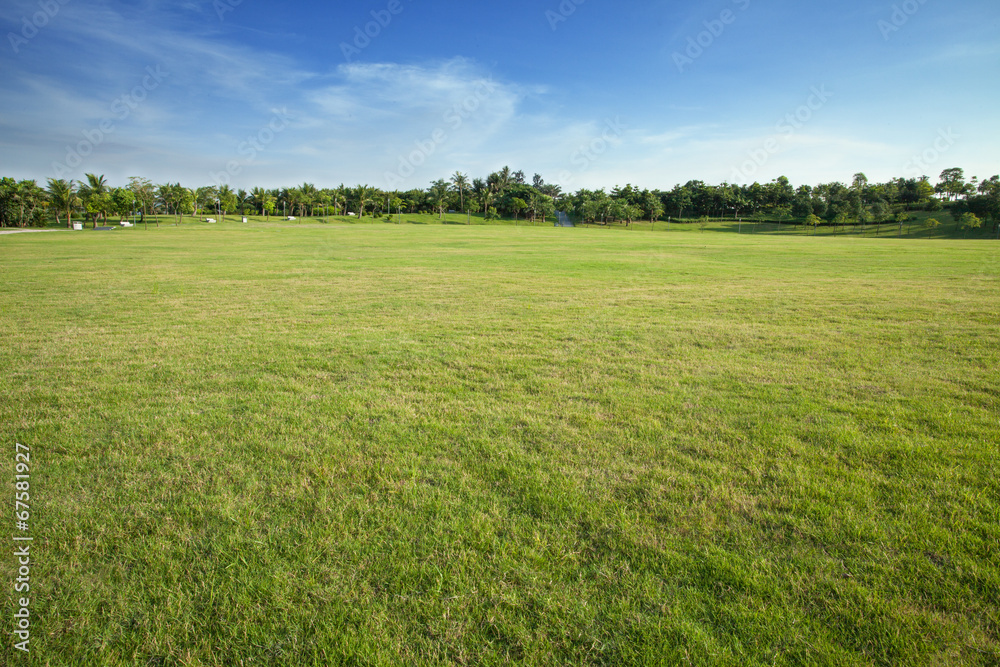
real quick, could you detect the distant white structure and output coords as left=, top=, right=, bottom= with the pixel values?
left=241, top=217, right=248, bottom=223
left=121, top=221, right=134, bottom=227
left=348, top=212, right=356, bottom=217
left=72, top=222, right=83, bottom=230
left=286, top=216, right=297, bottom=221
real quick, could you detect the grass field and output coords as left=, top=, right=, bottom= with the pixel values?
left=2, top=223, right=998, bottom=665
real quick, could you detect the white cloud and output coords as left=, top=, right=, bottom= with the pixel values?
left=287, top=59, right=526, bottom=189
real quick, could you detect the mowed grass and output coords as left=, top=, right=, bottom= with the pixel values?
left=1, top=224, right=998, bottom=666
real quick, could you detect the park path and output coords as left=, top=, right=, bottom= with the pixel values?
left=556, top=211, right=574, bottom=227
left=0, top=229, right=60, bottom=235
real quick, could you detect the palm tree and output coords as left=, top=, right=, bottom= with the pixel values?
left=249, top=187, right=268, bottom=217
left=471, top=178, right=487, bottom=210
left=85, top=174, right=108, bottom=192
left=471, top=178, right=495, bottom=219
left=450, top=172, right=469, bottom=213
left=333, top=185, right=348, bottom=216
left=428, top=179, right=450, bottom=221
left=181, top=186, right=196, bottom=223
left=354, top=185, right=374, bottom=219
left=286, top=187, right=306, bottom=219
left=496, top=166, right=512, bottom=195
left=156, top=182, right=190, bottom=223
left=156, top=183, right=176, bottom=217
left=218, top=184, right=237, bottom=221
left=277, top=188, right=290, bottom=218
left=316, top=190, right=332, bottom=219
left=267, top=189, right=280, bottom=219
left=79, top=173, right=109, bottom=227
left=539, top=183, right=563, bottom=199
left=299, top=183, right=318, bottom=216
left=47, top=178, right=79, bottom=228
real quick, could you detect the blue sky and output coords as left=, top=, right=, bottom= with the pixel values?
left=1, top=0, right=997, bottom=191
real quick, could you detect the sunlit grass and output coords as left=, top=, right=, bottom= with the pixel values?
left=2, top=224, right=997, bottom=665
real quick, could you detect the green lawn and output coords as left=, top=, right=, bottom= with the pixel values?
left=591, top=209, right=998, bottom=240
left=2, top=224, right=998, bottom=665
left=77, top=210, right=556, bottom=229
left=83, top=206, right=997, bottom=240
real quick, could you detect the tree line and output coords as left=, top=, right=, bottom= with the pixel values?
left=566, top=170, right=998, bottom=235
left=1, top=167, right=997, bottom=235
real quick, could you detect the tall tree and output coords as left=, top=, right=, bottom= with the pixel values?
left=46, top=179, right=79, bottom=228
left=450, top=172, right=469, bottom=212
left=937, top=168, right=966, bottom=201
left=250, top=187, right=268, bottom=217
left=428, top=179, right=450, bottom=220
left=494, top=166, right=512, bottom=197
left=973, top=175, right=1000, bottom=234
left=0, top=178, right=18, bottom=228
left=672, top=185, right=692, bottom=219
left=299, top=183, right=318, bottom=216
left=4, top=180, right=48, bottom=228
left=79, top=173, right=110, bottom=227
left=195, top=186, right=219, bottom=217
left=156, top=183, right=173, bottom=216
left=354, top=185, right=374, bottom=219
left=642, top=190, right=664, bottom=224
left=334, top=185, right=348, bottom=216
left=218, top=185, right=237, bottom=221
left=111, top=188, right=136, bottom=223
left=128, top=177, right=156, bottom=227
